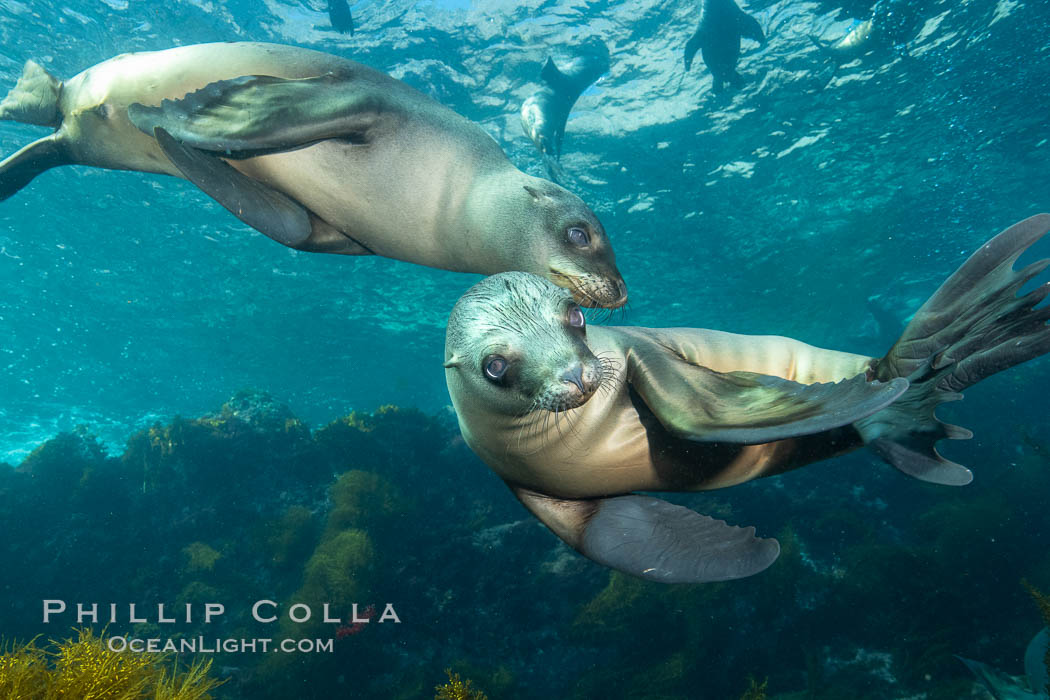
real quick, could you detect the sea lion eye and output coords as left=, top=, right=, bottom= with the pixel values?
left=567, top=226, right=590, bottom=247
left=483, top=355, right=509, bottom=383
left=567, top=305, right=585, bottom=328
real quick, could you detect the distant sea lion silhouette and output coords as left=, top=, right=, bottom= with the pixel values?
left=445, top=215, right=1050, bottom=583
left=958, top=628, right=1049, bottom=699
left=684, top=0, right=767, bottom=93
left=810, top=0, right=925, bottom=81
left=0, top=42, right=626, bottom=308
left=327, top=0, right=354, bottom=35
left=520, top=40, right=610, bottom=182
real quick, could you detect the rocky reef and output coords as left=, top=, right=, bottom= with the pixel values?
left=0, top=389, right=1047, bottom=699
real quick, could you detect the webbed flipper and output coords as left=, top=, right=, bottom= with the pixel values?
left=0, top=135, right=69, bottom=202
left=0, top=61, right=68, bottom=200
left=155, top=126, right=311, bottom=247
left=1024, top=628, right=1048, bottom=698
left=626, top=339, right=907, bottom=445
left=128, top=74, right=388, bottom=154
left=513, top=486, right=779, bottom=583
left=957, top=653, right=1045, bottom=700
left=0, top=60, right=62, bottom=127
left=153, top=127, right=369, bottom=254
left=859, top=214, right=1050, bottom=485
left=736, top=9, right=767, bottom=45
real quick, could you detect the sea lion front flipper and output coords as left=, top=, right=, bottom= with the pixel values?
left=1023, top=628, right=1048, bottom=697
left=154, top=127, right=311, bottom=247
left=128, top=74, right=387, bottom=154
left=512, top=487, right=780, bottom=583
left=0, top=135, right=70, bottom=202
left=539, top=57, right=571, bottom=94
left=736, top=9, right=767, bottom=45
left=627, top=341, right=908, bottom=444
left=684, top=27, right=704, bottom=71
left=956, top=655, right=1044, bottom=700
left=154, top=126, right=370, bottom=254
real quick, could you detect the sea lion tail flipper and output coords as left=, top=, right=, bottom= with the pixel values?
left=0, top=135, right=70, bottom=202
left=128, top=74, right=385, bottom=154
left=511, top=487, right=780, bottom=583
left=857, top=214, right=1050, bottom=485
left=627, top=340, right=907, bottom=444
left=0, top=60, right=62, bottom=127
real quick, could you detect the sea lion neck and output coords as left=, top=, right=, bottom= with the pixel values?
left=459, top=167, right=548, bottom=274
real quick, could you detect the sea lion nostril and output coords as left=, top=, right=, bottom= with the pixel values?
left=560, top=365, right=586, bottom=393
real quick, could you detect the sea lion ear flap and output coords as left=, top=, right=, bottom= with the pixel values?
left=523, top=185, right=547, bottom=201
left=511, top=486, right=780, bottom=583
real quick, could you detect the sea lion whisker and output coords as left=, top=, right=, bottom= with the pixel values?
left=514, top=396, right=545, bottom=455
left=552, top=406, right=586, bottom=455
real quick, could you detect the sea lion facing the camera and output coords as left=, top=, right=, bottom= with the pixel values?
left=0, top=42, right=626, bottom=308
left=445, top=215, right=1050, bottom=583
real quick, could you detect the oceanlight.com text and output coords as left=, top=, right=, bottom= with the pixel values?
left=107, top=636, right=335, bottom=654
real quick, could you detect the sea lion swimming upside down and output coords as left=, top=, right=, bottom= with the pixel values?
left=445, top=214, right=1050, bottom=583
left=0, top=42, right=626, bottom=308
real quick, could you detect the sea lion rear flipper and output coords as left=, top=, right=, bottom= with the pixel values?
left=858, top=214, right=1050, bottom=485
left=154, top=126, right=368, bottom=254
left=0, top=135, right=70, bottom=202
left=0, top=60, right=62, bottom=127
left=128, top=74, right=387, bottom=154
left=627, top=341, right=908, bottom=444
left=512, top=486, right=780, bottom=583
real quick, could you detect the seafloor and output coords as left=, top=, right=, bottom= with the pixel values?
left=1, top=390, right=1046, bottom=699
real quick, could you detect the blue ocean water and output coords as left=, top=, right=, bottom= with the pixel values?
left=1, top=0, right=1049, bottom=698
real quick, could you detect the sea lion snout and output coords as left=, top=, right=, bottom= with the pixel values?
left=558, top=361, right=602, bottom=402
left=566, top=272, right=627, bottom=309
left=539, top=354, right=602, bottom=411
left=561, top=365, right=585, bottom=393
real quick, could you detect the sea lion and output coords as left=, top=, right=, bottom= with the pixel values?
left=810, top=0, right=924, bottom=68
left=959, top=628, right=1049, bottom=699
left=684, top=0, right=767, bottom=93
left=445, top=214, right=1050, bottom=583
left=520, top=40, right=609, bottom=182
left=327, top=0, right=354, bottom=34
left=0, top=42, right=626, bottom=308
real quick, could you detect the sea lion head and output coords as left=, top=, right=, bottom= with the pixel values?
left=516, top=178, right=627, bottom=309
left=445, top=272, right=606, bottom=419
